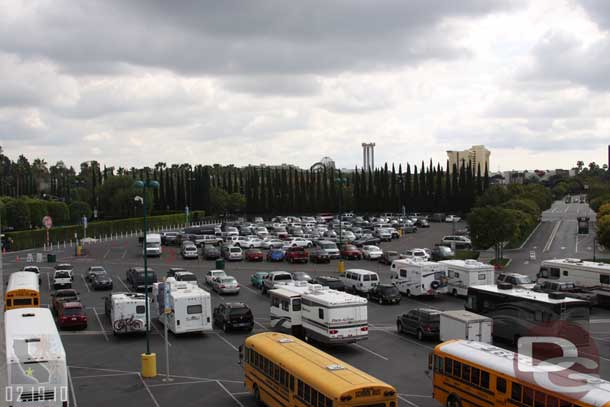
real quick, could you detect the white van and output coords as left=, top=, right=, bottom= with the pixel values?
left=440, top=259, right=495, bottom=297
left=390, top=259, right=448, bottom=296
left=341, top=269, right=379, bottom=295
left=145, top=233, right=162, bottom=257
left=104, top=292, right=150, bottom=334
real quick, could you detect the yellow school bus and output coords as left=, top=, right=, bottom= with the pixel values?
left=242, top=332, right=397, bottom=407
left=431, top=339, right=610, bottom=407
left=5, top=271, right=40, bottom=311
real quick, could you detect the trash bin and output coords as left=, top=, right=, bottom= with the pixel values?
left=47, top=253, right=56, bottom=263
left=215, top=258, right=225, bottom=270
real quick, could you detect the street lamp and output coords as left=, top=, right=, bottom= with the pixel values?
left=336, top=175, right=347, bottom=274
left=134, top=179, right=160, bottom=378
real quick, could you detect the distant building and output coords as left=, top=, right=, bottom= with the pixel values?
left=447, top=145, right=490, bottom=173
left=310, top=157, right=336, bottom=172
left=362, top=143, right=375, bottom=170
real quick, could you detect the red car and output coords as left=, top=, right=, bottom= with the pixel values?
left=57, top=301, right=88, bottom=329
left=341, top=244, right=363, bottom=260
left=285, top=247, right=308, bottom=264
left=245, top=249, right=264, bottom=262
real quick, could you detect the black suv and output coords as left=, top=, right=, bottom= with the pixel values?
left=396, top=308, right=441, bottom=341
left=311, top=276, right=345, bottom=291
left=213, top=303, right=254, bottom=332
left=368, top=284, right=401, bottom=304
left=126, top=267, right=157, bottom=291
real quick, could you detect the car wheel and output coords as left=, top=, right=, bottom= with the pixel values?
left=378, top=297, right=383, bottom=305
left=253, top=385, right=262, bottom=405
left=452, top=289, right=458, bottom=297
left=397, top=321, right=402, bottom=333
left=447, top=396, right=462, bottom=407
left=223, top=322, right=228, bottom=332
left=307, top=243, right=312, bottom=248
left=417, top=329, right=424, bottom=341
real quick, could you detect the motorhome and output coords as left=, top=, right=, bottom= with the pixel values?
left=440, top=259, right=495, bottom=297
left=145, top=233, right=162, bottom=257
left=5, top=307, right=68, bottom=406
left=390, top=258, right=448, bottom=296
left=152, top=279, right=212, bottom=334
left=104, top=292, right=151, bottom=335
left=269, top=281, right=368, bottom=344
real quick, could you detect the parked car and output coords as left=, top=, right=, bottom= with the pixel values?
left=250, top=272, right=269, bottom=289
left=445, top=215, right=461, bottom=223
left=361, top=245, right=383, bottom=260
left=379, top=250, right=400, bottom=265
left=396, top=308, right=441, bottom=341
left=374, top=228, right=393, bottom=242
left=352, top=235, right=381, bottom=247
left=285, top=238, right=313, bottom=248
left=316, top=240, right=340, bottom=258
left=430, top=246, right=455, bottom=261
left=22, top=265, right=41, bottom=284
left=291, top=272, right=312, bottom=282
left=205, top=269, right=227, bottom=285
left=167, top=267, right=187, bottom=279
left=403, top=248, right=430, bottom=261
left=266, top=249, right=286, bottom=262
left=174, top=271, right=198, bottom=285
left=245, top=248, right=264, bottom=262
left=496, top=272, right=535, bottom=289
left=285, top=246, right=308, bottom=264
left=309, top=248, right=330, bottom=263
left=235, top=236, right=263, bottom=249
left=53, top=264, right=74, bottom=289
left=261, top=238, right=285, bottom=250
left=203, top=245, right=221, bottom=260
left=430, top=213, right=446, bottom=223
left=212, top=276, right=241, bottom=295
left=86, top=266, right=107, bottom=282
left=126, top=267, right=157, bottom=291
left=56, top=301, right=88, bottom=330
left=181, top=242, right=199, bottom=259
left=341, top=244, right=362, bottom=260
left=51, top=289, right=81, bottom=313
left=213, top=302, right=253, bottom=332
left=161, top=231, right=180, bottom=245
left=441, top=235, right=472, bottom=249
left=402, top=224, right=418, bottom=234
left=222, top=245, right=244, bottom=261
left=91, top=271, right=113, bottom=290
left=368, top=284, right=401, bottom=305
left=311, top=276, right=345, bottom=291
left=415, top=219, right=429, bottom=228
left=262, top=271, right=293, bottom=294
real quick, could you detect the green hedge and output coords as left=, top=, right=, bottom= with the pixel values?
left=7, top=211, right=206, bottom=251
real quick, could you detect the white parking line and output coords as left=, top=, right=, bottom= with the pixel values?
left=47, top=271, right=51, bottom=291
left=353, top=343, right=389, bottom=361
left=80, top=274, right=90, bottom=293
left=138, top=373, right=161, bottom=407
left=398, top=394, right=421, bottom=407
left=543, top=220, right=561, bottom=252
left=121, top=250, right=127, bottom=259
left=117, top=278, right=131, bottom=292
left=68, top=368, right=79, bottom=407
left=217, top=380, right=245, bottom=407
left=91, top=308, right=108, bottom=342
left=72, top=372, right=137, bottom=380
left=564, top=205, right=569, bottom=213
left=103, top=249, right=110, bottom=259
left=377, top=329, right=434, bottom=350
left=213, top=332, right=239, bottom=351
left=239, top=284, right=259, bottom=295
left=253, top=320, right=267, bottom=330
left=148, top=379, right=214, bottom=388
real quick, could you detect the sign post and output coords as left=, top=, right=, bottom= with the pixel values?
left=82, top=216, right=88, bottom=239
left=163, top=283, right=172, bottom=382
left=42, top=216, right=53, bottom=249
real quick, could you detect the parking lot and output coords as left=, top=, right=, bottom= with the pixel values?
left=4, top=219, right=610, bottom=407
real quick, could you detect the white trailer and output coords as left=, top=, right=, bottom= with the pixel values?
left=439, top=259, right=495, bottom=297
left=152, top=280, right=212, bottom=334
left=104, top=292, right=151, bottom=335
left=5, top=307, right=69, bottom=406
left=145, top=233, right=162, bottom=257
left=269, top=281, right=368, bottom=344
left=390, top=258, right=448, bottom=296
left=439, top=310, right=492, bottom=343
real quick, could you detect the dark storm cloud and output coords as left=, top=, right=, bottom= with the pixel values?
left=0, top=0, right=514, bottom=81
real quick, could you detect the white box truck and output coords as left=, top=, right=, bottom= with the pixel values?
left=152, top=279, right=212, bottom=334
left=439, top=310, right=492, bottom=343
left=145, top=233, right=162, bottom=257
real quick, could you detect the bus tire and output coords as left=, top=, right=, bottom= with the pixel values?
left=417, top=329, right=424, bottom=341
left=397, top=321, right=402, bottom=333
left=447, top=395, right=461, bottom=407
left=452, top=289, right=458, bottom=297
left=253, top=385, right=262, bottom=405
left=406, top=290, right=411, bottom=297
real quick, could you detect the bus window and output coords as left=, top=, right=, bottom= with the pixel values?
left=547, top=396, right=558, bottom=407
left=601, top=275, right=610, bottom=285
left=496, top=377, right=506, bottom=393
left=13, top=298, right=33, bottom=306
left=535, top=391, right=546, bottom=407
left=289, top=375, right=294, bottom=391
left=462, top=364, right=471, bottom=382
left=435, top=356, right=443, bottom=373
left=523, top=387, right=534, bottom=406
left=480, top=371, right=490, bottom=389
left=471, top=368, right=480, bottom=386
left=453, top=361, right=461, bottom=377
left=511, top=382, right=522, bottom=402
left=292, top=299, right=301, bottom=311
left=304, top=384, right=311, bottom=401
left=445, top=358, right=453, bottom=375
left=6, top=299, right=11, bottom=307
left=281, top=300, right=289, bottom=311
left=298, top=381, right=304, bottom=397
left=559, top=400, right=571, bottom=407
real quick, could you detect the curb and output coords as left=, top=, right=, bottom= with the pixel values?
left=504, top=221, right=543, bottom=252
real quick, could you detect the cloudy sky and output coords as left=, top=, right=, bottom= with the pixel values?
left=1, top=0, right=609, bottom=171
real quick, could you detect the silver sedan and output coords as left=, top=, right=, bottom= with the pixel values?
left=212, top=276, right=241, bottom=295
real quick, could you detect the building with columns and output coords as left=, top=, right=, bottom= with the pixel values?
left=362, top=142, right=375, bottom=170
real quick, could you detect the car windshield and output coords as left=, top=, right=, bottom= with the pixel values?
left=516, top=276, right=532, bottom=284
left=321, top=243, right=336, bottom=249
left=57, top=291, right=76, bottom=297
left=55, top=271, right=70, bottom=278
left=212, top=272, right=227, bottom=278
left=422, top=312, right=440, bottom=322
left=221, top=277, right=236, bottom=284
left=229, top=307, right=252, bottom=316
left=368, top=246, right=380, bottom=251
left=56, top=265, right=72, bottom=270
left=381, top=286, right=399, bottom=295
left=180, top=275, right=197, bottom=281
left=275, top=274, right=292, bottom=281
left=230, top=248, right=241, bottom=253
left=63, top=307, right=84, bottom=316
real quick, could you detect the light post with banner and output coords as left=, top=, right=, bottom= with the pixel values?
left=134, top=179, right=160, bottom=378
left=335, top=174, right=347, bottom=274
left=42, top=216, right=52, bottom=250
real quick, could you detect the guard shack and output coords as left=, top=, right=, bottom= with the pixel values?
left=577, top=216, right=590, bottom=234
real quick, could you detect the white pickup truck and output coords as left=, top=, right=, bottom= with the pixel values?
left=53, top=264, right=74, bottom=289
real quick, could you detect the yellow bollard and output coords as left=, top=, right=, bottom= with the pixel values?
left=337, top=260, right=345, bottom=274
left=141, top=353, right=157, bottom=378
left=399, top=229, right=403, bottom=237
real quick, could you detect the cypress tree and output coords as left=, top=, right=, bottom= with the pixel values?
left=413, top=165, right=420, bottom=211
left=405, top=164, right=412, bottom=211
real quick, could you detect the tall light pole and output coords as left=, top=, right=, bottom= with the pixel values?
left=134, top=179, right=160, bottom=378
left=336, top=174, right=347, bottom=274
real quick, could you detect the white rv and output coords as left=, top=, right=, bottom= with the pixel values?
left=538, top=258, right=610, bottom=287
left=269, top=281, right=368, bottom=344
left=5, top=307, right=69, bottom=406
left=440, top=259, right=495, bottom=297
left=145, top=233, right=162, bottom=257
left=104, top=292, right=151, bottom=335
left=390, top=258, right=448, bottom=296
left=152, top=279, right=212, bottom=334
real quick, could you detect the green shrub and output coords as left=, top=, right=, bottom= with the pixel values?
left=69, top=201, right=92, bottom=224
left=47, top=201, right=70, bottom=226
